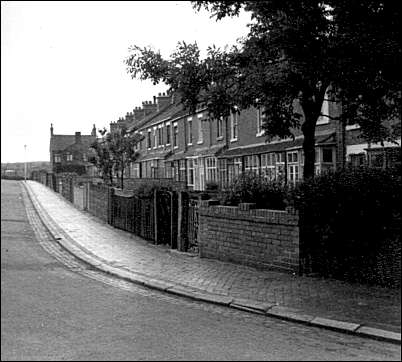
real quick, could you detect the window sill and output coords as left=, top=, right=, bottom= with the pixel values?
left=216, top=136, right=223, bottom=141
left=187, top=143, right=193, bottom=146
left=256, top=131, right=265, bottom=137
left=197, top=140, right=203, bottom=145
left=230, top=138, right=238, bottom=143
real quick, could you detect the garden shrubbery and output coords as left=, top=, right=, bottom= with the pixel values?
left=221, top=172, right=288, bottom=210
left=290, top=166, right=401, bottom=287
left=218, top=167, right=401, bottom=287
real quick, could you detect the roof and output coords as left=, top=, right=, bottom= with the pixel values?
left=129, top=101, right=194, bottom=132
left=50, top=134, right=96, bottom=152
left=166, top=145, right=225, bottom=161
left=218, top=133, right=335, bottom=158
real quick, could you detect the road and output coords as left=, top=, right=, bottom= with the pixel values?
left=1, top=179, right=401, bottom=361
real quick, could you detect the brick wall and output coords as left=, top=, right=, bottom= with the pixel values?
left=198, top=201, right=300, bottom=273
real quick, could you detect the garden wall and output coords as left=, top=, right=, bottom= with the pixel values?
left=198, top=201, right=300, bottom=273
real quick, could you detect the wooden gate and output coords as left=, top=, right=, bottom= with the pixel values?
left=155, top=190, right=178, bottom=248
left=112, top=191, right=155, bottom=242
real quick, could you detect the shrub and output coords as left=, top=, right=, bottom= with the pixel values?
left=134, top=181, right=172, bottom=198
left=223, top=172, right=288, bottom=210
left=290, top=167, right=401, bottom=287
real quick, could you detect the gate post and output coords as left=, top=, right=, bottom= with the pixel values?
left=153, top=189, right=158, bottom=244
left=177, top=191, right=184, bottom=251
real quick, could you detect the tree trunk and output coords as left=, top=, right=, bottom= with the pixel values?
left=301, top=117, right=316, bottom=180
left=300, top=84, right=328, bottom=180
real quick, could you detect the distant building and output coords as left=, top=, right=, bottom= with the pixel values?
left=49, top=124, right=98, bottom=176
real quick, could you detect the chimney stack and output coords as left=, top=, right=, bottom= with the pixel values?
left=50, top=123, right=54, bottom=136
left=91, top=124, right=96, bottom=137
left=75, top=131, right=81, bottom=144
left=142, top=100, right=157, bottom=116
left=156, top=92, right=172, bottom=111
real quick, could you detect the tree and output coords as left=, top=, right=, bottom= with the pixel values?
left=125, top=0, right=401, bottom=179
left=89, top=126, right=143, bottom=189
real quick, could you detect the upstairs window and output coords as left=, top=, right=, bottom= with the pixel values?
left=153, top=127, right=157, bottom=148
left=256, top=107, right=265, bottom=136
left=158, top=125, right=163, bottom=147
left=230, top=112, right=238, bottom=141
left=166, top=124, right=171, bottom=145
left=217, top=117, right=223, bottom=139
left=173, top=122, right=178, bottom=148
left=54, top=154, right=61, bottom=163
left=66, top=153, right=73, bottom=162
left=147, top=130, right=152, bottom=149
left=198, top=114, right=203, bottom=144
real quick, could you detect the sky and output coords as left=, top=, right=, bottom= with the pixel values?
left=1, top=1, right=251, bottom=163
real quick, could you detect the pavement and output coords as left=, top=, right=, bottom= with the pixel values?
left=22, top=180, right=401, bottom=344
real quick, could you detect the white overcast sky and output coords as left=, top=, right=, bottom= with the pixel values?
left=1, top=1, right=251, bottom=163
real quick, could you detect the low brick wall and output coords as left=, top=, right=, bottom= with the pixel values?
left=198, top=202, right=300, bottom=273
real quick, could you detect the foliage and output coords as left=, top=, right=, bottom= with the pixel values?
left=290, top=167, right=401, bottom=287
left=125, top=1, right=401, bottom=180
left=89, top=126, right=143, bottom=189
left=205, top=181, right=219, bottom=191
left=222, top=172, right=288, bottom=210
left=134, top=180, right=173, bottom=198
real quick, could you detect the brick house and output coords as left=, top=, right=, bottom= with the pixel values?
left=113, top=88, right=400, bottom=191
left=49, top=124, right=98, bottom=176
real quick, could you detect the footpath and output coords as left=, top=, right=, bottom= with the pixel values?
left=23, top=181, right=401, bottom=344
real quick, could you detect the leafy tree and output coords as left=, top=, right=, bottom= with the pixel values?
left=89, top=126, right=143, bottom=189
left=125, top=0, right=401, bottom=179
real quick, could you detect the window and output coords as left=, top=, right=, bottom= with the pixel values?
left=206, top=157, right=217, bottom=182
left=322, top=147, right=333, bottom=163
left=218, top=159, right=227, bottom=188
left=287, top=151, right=300, bottom=184
left=179, top=159, right=186, bottom=181
left=230, top=112, right=238, bottom=141
left=187, top=118, right=193, bottom=145
left=288, top=165, right=300, bottom=184
left=287, top=151, right=298, bottom=163
left=173, top=122, right=178, bottom=148
left=54, top=154, right=61, bottom=163
left=131, top=163, right=140, bottom=178
left=66, top=153, right=73, bottom=162
left=244, top=155, right=259, bottom=174
left=217, top=117, right=223, bottom=139
left=261, top=153, right=276, bottom=181
left=349, top=153, right=366, bottom=168
left=153, top=127, right=158, bottom=148
left=275, top=153, right=285, bottom=182
left=187, top=159, right=194, bottom=187
left=256, top=107, right=265, bottom=136
left=82, top=153, right=87, bottom=162
left=276, top=153, right=285, bottom=164
left=147, top=129, right=152, bottom=149
left=198, top=114, right=203, bottom=144
left=158, top=125, right=163, bottom=147
left=166, top=124, right=171, bottom=145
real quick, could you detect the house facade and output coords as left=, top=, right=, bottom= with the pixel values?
left=113, top=90, right=400, bottom=191
left=49, top=124, right=98, bottom=176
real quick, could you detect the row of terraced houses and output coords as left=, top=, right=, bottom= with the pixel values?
left=49, top=89, right=401, bottom=189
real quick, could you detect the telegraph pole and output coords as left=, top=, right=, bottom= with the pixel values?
left=24, top=144, right=27, bottom=181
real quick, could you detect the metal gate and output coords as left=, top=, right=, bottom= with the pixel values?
left=180, top=192, right=199, bottom=252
